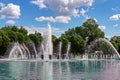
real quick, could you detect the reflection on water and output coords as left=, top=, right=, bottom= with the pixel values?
left=0, top=60, right=120, bottom=80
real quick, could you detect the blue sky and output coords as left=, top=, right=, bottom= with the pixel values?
left=0, top=0, right=120, bottom=38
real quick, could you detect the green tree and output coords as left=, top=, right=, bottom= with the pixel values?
left=64, top=28, right=75, bottom=37
left=0, top=30, right=10, bottom=56
left=18, top=26, right=28, bottom=35
left=60, top=36, right=69, bottom=55
left=110, top=36, right=120, bottom=53
left=70, top=35, right=85, bottom=54
left=0, top=36, right=2, bottom=46
left=11, top=26, right=19, bottom=32
left=16, top=32, right=25, bottom=43
left=74, top=26, right=86, bottom=39
left=83, top=19, right=104, bottom=43
left=6, top=30, right=17, bottom=42
left=29, top=33, right=42, bottom=47
left=0, top=30, right=10, bottom=47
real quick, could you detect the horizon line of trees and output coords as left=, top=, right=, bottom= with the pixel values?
left=0, top=18, right=120, bottom=56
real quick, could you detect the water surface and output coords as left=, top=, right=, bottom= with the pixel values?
left=0, top=60, right=120, bottom=80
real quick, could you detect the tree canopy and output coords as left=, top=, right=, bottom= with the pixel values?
left=0, top=18, right=120, bottom=56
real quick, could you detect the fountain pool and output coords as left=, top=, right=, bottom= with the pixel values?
left=0, top=60, right=120, bottom=80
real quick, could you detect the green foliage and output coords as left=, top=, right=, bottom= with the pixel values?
left=6, top=30, right=17, bottom=42
left=63, top=18, right=104, bottom=44
left=11, top=26, right=19, bottom=32
left=29, top=32, right=42, bottom=47
left=70, top=35, right=85, bottom=54
left=60, top=36, right=69, bottom=54
left=1, top=19, right=120, bottom=56
left=0, top=36, right=2, bottom=46
left=52, top=36, right=61, bottom=54
left=0, top=26, right=42, bottom=56
left=52, top=35, right=57, bottom=43
left=61, top=18, right=105, bottom=54
left=0, top=30, right=10, bottom=47
left=90, top=41, right=113, bottom=54
left=82, top=19, right=104, bottom=43
left=110, top=36, right=120, bottom=53
left=16, top=32, right=25, bottom=43
left=1, top=26, right=30, bottom=43
left=64, top=28, right=75, bottom=37
left=18, top=26, right=28, bottom=35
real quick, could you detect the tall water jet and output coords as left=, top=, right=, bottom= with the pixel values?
left=66, top=42, right=71, bottom=59
left=58, top=42, right=62, bottom=59
left=40, top=23, right=53, bottom=60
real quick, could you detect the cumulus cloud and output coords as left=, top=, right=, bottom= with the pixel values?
left=31, top=0, right=94, bottom=17
left=113, top=24, right=119, bottom=27
left=80, top=8, right=90, bottom=19
left=98, top=25, right=106, bottom=30
left=25, top=25, right=64, bottom=36
left=0, top=2, right=5, bottom=7
left=35, top=16, right=71, bottom=23
left=0, top=3, right=21, bottom=19
left=52, top=27, right=65, bottom=36
left=109, top=14, right=120, bottom=20
left=6, top=20, right=15, bottom=25
left=31, top=0, right=46, bottom=8
left=25, top=25, right=45, bottom=34
left=80, top=8, right=86, bottom=16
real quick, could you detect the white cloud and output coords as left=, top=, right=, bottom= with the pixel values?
left=113, top=24, right=119, bottom=27
left=98, top=25, right=106, bottom=30
left=35, top=16, right=55, bottom=22
left=25, top=25, right=45, bottom=34
left=105, top=35, right=112, bottom=40
left=55, top=16, right=71, bottom=23
left=0, top=3, right=21, bottom=19
left=24, top=25, right=64, bottom=36
left=93, top=18, right=98, bottom=22
left=31, top=0, right=94, bottom=17
left=52, top=27, right=65, bottom=37
left=52, top=27, right=65, bottom=33
left=112, top=7, right=120, bottom=12
left=0, top=2, right=5, bottom=7
left=35, top=16, right=71, bottom=23
left=80, top=8, right=86, bottom=16
left=112, top=8, right=117, bottom=12
left=80, top=8, right=90, bottom=19
left=109, top=14, right=120, bottom=20
left=31, top=0, right=46, bottom=9
left=6, top=20, right=15, bottom=25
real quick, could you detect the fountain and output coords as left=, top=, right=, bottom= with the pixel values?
left=1, top=24, right=120, bottom=80
left=58, top=42, right=62, bottom=59
left=65, top=42, right=71, bottom=59
left=86, top=38, right=120, bottom=59
left=4, top=23, right=120, bottom=60
left=7, top=42, right=30, bottom=59
left=39, top=23, right=53, bottom=60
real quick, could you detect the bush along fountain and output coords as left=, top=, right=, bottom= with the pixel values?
left=4, top=23, right=120, bottom=60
